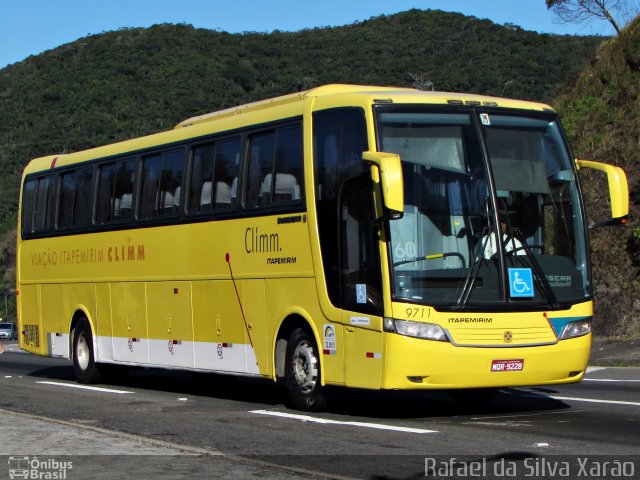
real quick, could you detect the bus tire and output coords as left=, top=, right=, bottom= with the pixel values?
left=72, top=320, right=101, bottom=384
left=284, top=327, right=327, bottom=411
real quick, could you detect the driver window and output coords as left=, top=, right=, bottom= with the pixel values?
left=340, top=174, right=382, bottom=315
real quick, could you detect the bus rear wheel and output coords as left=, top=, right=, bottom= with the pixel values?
left=284, top=327, right=327, bottom=411
left=72, top=321, right=101, bottom=384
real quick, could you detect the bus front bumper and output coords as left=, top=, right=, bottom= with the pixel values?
left=380, top=332, right=591, bottom=390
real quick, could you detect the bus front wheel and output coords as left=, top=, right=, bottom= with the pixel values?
left=284, top=327, right=327, bottom=411
left=72, top=321, right=101, bottom=384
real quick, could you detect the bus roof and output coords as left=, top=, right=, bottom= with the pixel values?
left=23, top=84, right=555, bottom=175
left=175, top=84, right=554, bottom=128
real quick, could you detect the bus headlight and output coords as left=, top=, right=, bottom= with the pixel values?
left=388, top=319, right=448, bottom=342
left=559, top=319, right=591, bottom=340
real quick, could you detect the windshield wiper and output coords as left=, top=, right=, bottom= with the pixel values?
left=456, top=226, right=560, bottom=310
left=456, top=225, right=490, bottom=310
left=394, top=252, right=466, bottom=269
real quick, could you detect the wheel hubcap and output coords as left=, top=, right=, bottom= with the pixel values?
left=292, top=340, right=317, bottom=393
left=76, top=333, right=90, bottom=371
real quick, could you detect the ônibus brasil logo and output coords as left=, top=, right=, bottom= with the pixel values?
left=8, top=456, right=73, bottom=479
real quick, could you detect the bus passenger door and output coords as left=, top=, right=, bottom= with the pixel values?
left=340, top=175, right=384, bottom=389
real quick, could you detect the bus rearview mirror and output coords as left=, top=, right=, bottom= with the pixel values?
left=576, top=159, right=629, bottom=228
left=362, top=151, right=404, bottom=218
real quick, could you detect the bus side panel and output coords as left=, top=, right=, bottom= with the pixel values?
left=147, top=281, right=194, bottom=368
left=111, top=282, right=149, bottom=364
left=264, top=277, right=346, bottom=386
left=18, top=285, right=43, bottom=355
left=95, top=283, right=114, bottom=363
left=192, top=280, right=252, bottom=374
left=55, top=283, right=98, bottom=359
left=242, top=279, right=267, bottom=375
left=343, top=324, right=383, bottom=389
left=40, top=285, right=64, bottom=357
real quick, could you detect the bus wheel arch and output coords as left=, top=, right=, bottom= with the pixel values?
left=275, top=315, right=327, bottom=411
left=274, top=315, right=313, bottom=379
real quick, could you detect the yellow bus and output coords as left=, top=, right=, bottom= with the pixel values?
left=17, top=84, right=628, bottom=410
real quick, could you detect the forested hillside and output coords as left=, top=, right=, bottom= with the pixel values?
left=0, top=9, right=604, bottom=323
left=555, top=17, right=640, bottom=336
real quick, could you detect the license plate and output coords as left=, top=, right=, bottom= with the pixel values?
left=491, top=359, right=524, bottom=372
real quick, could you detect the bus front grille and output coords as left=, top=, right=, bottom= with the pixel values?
left=448, top=326, right=557, bottom=347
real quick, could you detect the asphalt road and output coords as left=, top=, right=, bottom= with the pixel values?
left=0, top=343, right=638, bottom=479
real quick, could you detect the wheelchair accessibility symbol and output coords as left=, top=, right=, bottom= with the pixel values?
left=508, top=268, right=534, bottom=298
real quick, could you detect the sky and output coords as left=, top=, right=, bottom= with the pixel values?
left=0, top=0, right=616, bottom=69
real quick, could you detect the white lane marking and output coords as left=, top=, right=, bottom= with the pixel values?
left=250, top=409, right=437, bottom=434
left=470, top=410, right=582, bottom=421
left=584, top=378, right=640, bottom=383
left=586, top=366, right=606, bottom=373
left=524, top=393, right=640, bottom=407
left=37, top=381, right=133, bottom=394
left=548, top=395, right=640, bottom=406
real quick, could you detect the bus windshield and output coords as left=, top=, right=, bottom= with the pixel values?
left=377, top=109, right=589, bottom=309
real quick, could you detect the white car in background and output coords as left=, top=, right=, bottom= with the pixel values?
left=0, top=322, right=17, bottom=340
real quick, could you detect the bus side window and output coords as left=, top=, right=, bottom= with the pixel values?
left=189, top=138, right=241, bottom=215
left=247, top=132, right=276, bottom=208
left=33, top=175, right=57, bottom=233
left=246, top=125, right=302, bottom=208
left=95, top=159, right=136, bottom=225
left=272, top=126, right=302, bottom=204
left=189, top=144, right=215, bottom=213
left=139, top=150, right=184, bottom=220
left=95, top=163, right=118, bottom=224
left=213, top=138, right=241, bottom=210
left=21, top=179, right=36, bottom=235
left=59, top=168, right=92, bottom=230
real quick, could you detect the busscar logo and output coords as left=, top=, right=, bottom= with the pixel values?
left=277, top=214, right=306, bottom=225
left=8, top=456, right=73, bottom=479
